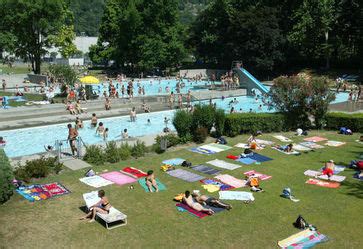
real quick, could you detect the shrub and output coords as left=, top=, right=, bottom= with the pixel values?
left=119, top=143, right=132, bottom=160
left=214, top=108, right=226, bottom=136
left=155, top=133, right=181, bottom=148
left=83, top=145, right=106, bottom=165
left=13, top=156, right=63, bottom=182
left=224, top=113, right=286, bottom=137
left=179, top=133, right=193, bottom=144
left=325, top=112, right=363, bottom=132
left=191, top=104, right=215, bottom=133
left=0, top=149, right=14, bottom=203
left=173, top=110, right=192, bottom=138
left=193, top=127, right=208, bottom=143
left=132, top=140, right=148, bottom=158
left=105, top=141, right=121, bottom=163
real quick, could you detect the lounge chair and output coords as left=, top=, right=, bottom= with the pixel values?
left=96, top=207, right=127, bottom=230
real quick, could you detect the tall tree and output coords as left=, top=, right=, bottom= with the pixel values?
left=0, top=0, right=75, bottom=74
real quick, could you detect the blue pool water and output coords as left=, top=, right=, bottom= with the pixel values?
left=92, top=79, right=219, bottom=96
left=0, top=89, right=349, bottom=158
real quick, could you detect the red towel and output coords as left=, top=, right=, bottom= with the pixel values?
left=122, top=167, right=147, bottom=178
left=227, top=155, right=239, bottom=160
left=176, top=203, right=209, bottom=218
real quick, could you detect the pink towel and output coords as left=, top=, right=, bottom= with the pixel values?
left=100, top=171, right=137, bottom=186
left=303, top=136, right=328, bottom=142
left=243, top=170, right=272, bottom=181
left=214, top=174, right=247, bottom=188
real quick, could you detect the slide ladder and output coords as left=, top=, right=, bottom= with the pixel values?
left=234, top=67, right=269, bottom=95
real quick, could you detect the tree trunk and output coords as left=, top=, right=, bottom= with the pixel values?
left=34, top=53, right=41, bottom=74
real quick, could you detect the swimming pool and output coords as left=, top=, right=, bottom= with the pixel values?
left=92, top=79, right=220, bottom=97
left=1, top=110, right=176, bottom=158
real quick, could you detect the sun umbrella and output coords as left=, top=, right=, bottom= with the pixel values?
left=80, top=76, right=100, bottom=84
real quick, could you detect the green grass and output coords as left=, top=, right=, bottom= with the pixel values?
left=0, top=131, right=362, bottom=249
left=0, top=91, right=45, bottom=107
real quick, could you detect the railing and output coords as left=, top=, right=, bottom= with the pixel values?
left=55, top=137, right=84, bottom=161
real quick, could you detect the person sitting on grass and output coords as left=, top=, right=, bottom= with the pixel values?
left=192, top=191, right=232, bottom=210
left=319, top=160, right=335, bottom=180
left=183, top=190, right=214, bottom=215
left=247, top=174, right=263, bottom=192
left=145, top=170, right=159, bottom=192
left=80, top=190, right=111, bottom=223
left=215, top=136, right=227, bottom=145
left=247, top=131, right=262, bottom=149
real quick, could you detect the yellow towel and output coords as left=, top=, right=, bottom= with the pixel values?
left=202, top=184, right=220, bottom=193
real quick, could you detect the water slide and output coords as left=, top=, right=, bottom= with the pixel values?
left=234, top=67, right=269, bottom=95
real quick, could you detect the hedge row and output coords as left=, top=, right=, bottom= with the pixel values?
left=224, top=113, right=287, bottom=137
left=0, top=149, right=14, bottom=203
left=325, top=112, right=363, bottom=132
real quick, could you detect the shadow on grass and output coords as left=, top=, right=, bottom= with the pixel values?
left=341, top=178, right=363, bottom=199
left=78, top=206, right=107, bottom=228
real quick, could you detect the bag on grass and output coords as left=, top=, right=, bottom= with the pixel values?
left=294, top=215, right=309, bottom=229
left=85, top=169, right=95, bottom=177
left=181, top=160, right=192, bottom=167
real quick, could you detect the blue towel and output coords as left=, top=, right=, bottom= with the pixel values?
left=162, top=158, right=185, bottom=166
left=235, top=157, right=256, bottom=165
left=189, top=147, right=216, bottom=155
left=249, top=153, right=273, bottom=162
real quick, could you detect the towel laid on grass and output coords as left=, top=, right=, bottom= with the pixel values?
left=198, top=144, right=225, bottom=153
left=219, top=191, right=254, bottom=201
left=256, top=139, right=274, bottom=145
left=215, top=174, right=247, bottom=188
left=138, top=178, right=166, bottom=192
left=166, top=169, right=205, bottom=182
left=299, top=141, right=325, bottom=149
left=189, top=147, right=216, bottom=155
left=305, top=178, right=340, bottom=188
left=202, top=184, right=221, bottom=193
left=16, top=182, right=70, bottom=202
left=355, top=140, right=363, bottom=144
left=121, top=167, right=147, bottom=178
left=273, top=135, right=292, bottom=142
left=248, top=153, right=273, bottom=162
left=100, top=171, right=137, bottom=186
left=319, top=165, right=345, bottom=175
left=293, top=144, right=312, bottom=151
left=304, top=170, right=346, bottom=182
left=208, top=143, right=232, bottom=151
left=191, top=164, right=221, bottom=175
left=207, top=159, right=241, bottom=170
left=353, top=172, right=363, bottom=181
left=234, top=143, right=250, bottom=149
left=271, top=146, right=300, bottom=155
left=235, top=157, right=257, bottom=165
left=324, top=140, right=346, bottom=147
left=200, top=178, right=234, bottom=191
left=79, top=175, right=114, bottom=188
left=162, top=158, right=185, bottom=166
left=243, top=170, right=272, bottom=180
left=303, top=136, right=328, bottom=142
left=176, top=203, right=225, bottom=218
left=278, top=229, right=328, bottom=248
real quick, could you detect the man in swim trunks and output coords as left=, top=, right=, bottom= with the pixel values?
left=192, top=192, right=232, bottom=210
left=91, top=113, right=98, bottom=128
left=67, top=124, right=78, bottom=156
left=183, top=191, right=214, bottom=215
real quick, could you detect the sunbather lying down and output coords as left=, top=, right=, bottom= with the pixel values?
left=183, top=191, right=214, bottom=215
left=192, top=191, right=232, bottom=210
left=275, top=143, right=293, bottom=152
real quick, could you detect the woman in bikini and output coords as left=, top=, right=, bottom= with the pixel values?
left=80, top=190, right=111, bottom=223
left=145, top=170, right=159, bottom=192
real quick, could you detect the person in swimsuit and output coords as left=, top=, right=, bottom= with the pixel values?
left=103, top=128, right=109, bottom=141
left=192, top=192, right=232, bottom=210
left=80, top=190, right=111, bottom=223
left=91, top=113, right=98, bottom=128
left=96, top=122, right=105, bottom=136
left=182, top=191, right=214, bottom=215
left=67, top=124, right=78, bottom=156
left=75, top=117, right=84, bottom=129
left=0, top=136, right=6, bottom=146
left=145, top=170, right=159, bottom=192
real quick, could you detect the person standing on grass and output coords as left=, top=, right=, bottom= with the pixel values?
left=67, top=124, right=78, bottom=156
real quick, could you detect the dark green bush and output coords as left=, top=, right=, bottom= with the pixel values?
left=105, top=141, right=121, bottom=163
left=193, top=127, right=208, bottom=143
left=214, top=108, right=226, bottom=136
left=0, top=149, right=14, bottom=203
left=173, top=110, right=192, bottom=138
left=83, top=145, right=106, bottom=165
left=155, top=133, right=181, bottom=148
left=191, top=104, right=215, bottom=133
left=132, top=140, right=148, bottom=158
left=13, top=156, right=63, bottom=182
left=325, top=112, right=363, bottom=132
left=224, top=113, right=286, bottom=137
left=119, top=143, right=132, bottom=160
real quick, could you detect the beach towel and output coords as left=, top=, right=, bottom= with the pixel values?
left=299, top=141, right=325, bottom=149
left=293, top=144, right=312, bottom=151
left=234, top=143, right=250, bottom=148
left=166, top=169, right=205, bottom=182
left=201, top=184, right=221, bottom=193
left=324, top=140, right=346, bottom=147
left=138, top=178, right=166, bottom=192
left=255, top=139, right=274, bottom=145
left=303, top=136, right=328, bottom=142
left=100, top=171, right=137, bottom=186
left=208, top=143, right=232, bottom=151
left=83, top=191, right=101, bottom=208
left=189, top=147, right=216, bottom=155
left=200, top=178, right=234, bottom=191
left=248, top=153, right=273, bottom=162
left=271, top=146, right=300, bottom=155
left=219, top=191, right=255, bottom=201
left=162, top=158, right=185, bottom=166
left=16, top=182, right=70, bottom=202
left=191, top=164, right=221, bottom=175
left=319, top=165, right=345, bottom=175
left=278, top=229, right=328, bottom=248
left=235, top=157, right=257, bottom=165
left=198, top=144, right=225, bottom=153
left=206, top=159, right=241, bottom=170
left=273, top=135, right=292, bottom=142
left=176, top=203, right=225, bottom=218
left=214, top=174, right=247, bottom=188
left=305, top=178, right=340, bottom=188
left=79, top=175, right=114, bottom=188
left=243, top=170, right=272, bottom=181
left=304, top=170, right=346, bottom=182
left=121, top=167, right=147, bottom=178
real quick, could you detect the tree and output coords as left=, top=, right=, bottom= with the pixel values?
left=48, top=64, right=78, bottom=87
left=0, top=0, right=75, bottom=74
left=0, top=149, right=14, bottom=203
left=49, top=25, right=78, bottom=59
left=269, top=73, right=336, bottom=128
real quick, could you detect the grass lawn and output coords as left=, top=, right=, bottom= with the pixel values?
left=0, top=131, right=362, bottom=248
left=0, top=91, right=45, bottom=107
